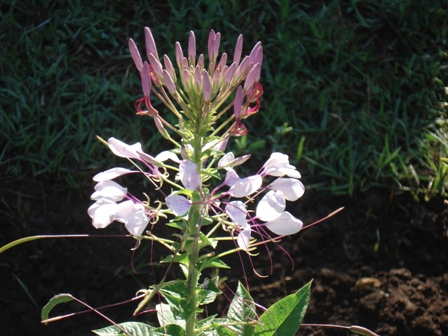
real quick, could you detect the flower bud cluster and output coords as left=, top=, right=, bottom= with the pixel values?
left=129, top=28, right=263, bottom=143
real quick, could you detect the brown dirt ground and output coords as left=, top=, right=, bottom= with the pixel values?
left=1, top=186, right=447, bottom=335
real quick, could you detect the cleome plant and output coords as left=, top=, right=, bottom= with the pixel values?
left=1, top=28, right=380, bottom=336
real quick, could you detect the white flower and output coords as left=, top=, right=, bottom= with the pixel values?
left=88, top=180, right=149, bottom=236
left=254, top=189, right=303, bottom=237
left=88, top=199, right=149, bottom=236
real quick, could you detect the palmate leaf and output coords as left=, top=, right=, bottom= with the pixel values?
left=92, top=321, right=184, bottom=336
left=254, top=280, right=312, bottom=336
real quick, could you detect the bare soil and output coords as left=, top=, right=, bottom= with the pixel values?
left=1, top=186, right=447, bottom=335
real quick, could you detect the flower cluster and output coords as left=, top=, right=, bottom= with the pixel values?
left=87, top=28, right=306, bottom=256
left=89, top=135, right=305, bottom=252
left=223, top=152, right=305, bottom=250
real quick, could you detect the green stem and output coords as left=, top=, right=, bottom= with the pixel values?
left=184, top=203, right=202, bottom=335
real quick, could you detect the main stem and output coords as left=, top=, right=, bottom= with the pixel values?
left=184, top=132, right=203, bottom=335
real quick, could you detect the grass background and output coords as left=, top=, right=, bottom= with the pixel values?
left=1, top=0, right=447, bottom=200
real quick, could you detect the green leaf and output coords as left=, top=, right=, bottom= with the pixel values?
left=197, top=277, right=221, bottom=306
left=160, top=252, right=189, bottom=266
left=254, top=280, right=312, bottom=336
left=41, top=293, right=74, bottom=322
left=212, top=323, right=239, bottom=336
left=153, top=324, right=185, bottom=335
left=200, top=257, right=230, bottom=271
left=199, top=231, right=217, bottom=249
left=158, top=281, right=188, bottom=319
left=227, top=282, right=256, bottom=335
left=156, top=303, right=186, bottom=329
left=92, top=322, right=156, bottom=335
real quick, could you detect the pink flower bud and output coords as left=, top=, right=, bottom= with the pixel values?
left=249, top=41, right=262, bottom=64
left=194, top=65, right=202, bottom=92
left=225, top=63, right=237, bottom=85
left=181, top=68, right=192, bottom=91
left=234, top=86, right=243, bottom=120
left=163, top=55, right=177, bottom=82
left=213, top=32, right=221, bottom=60
left=144, top=27, right=159, bottom=60
left=217, top=53, right=228, bottom=71
left=244, top=63, right=261, bottom=91
left=128, top=38, right=143, bottom=71
left=141, top=62, right=152, bottom=98
left=203, top=71, right=211, bottom=102
left=234, top=34, right=243, bottom=66
left=175, top=41, right=184, bottom=71
left=197, top=54, right=204, bottom=69
left=163, top=69, right=177, bottom=94
left=188, top=31, right=196, bottom=65
left=235, top=56, right=250, bottom=81
left=208, top=29, right=216, bottom=62
left=148, top=53, right=163, bottom=79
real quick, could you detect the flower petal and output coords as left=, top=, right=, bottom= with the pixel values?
left=218, top=152, right=235, bottom=167
left=88, top=199, right=117, bottom=229
left=269, top=178, right=305, bottom=201
left=91, top=181, right=127, bottom=201
left=228, top=175, right=262, bottom=197
left=93, top=168, right=134, bottom=182
left=264, top=211, right=303, bottom=236
left=225, top=201, right=248, bottom=228
left=166, top=194, right=192, bottom=216
left=256, top=190, right=285, bottom=221
left=108, top=137, right=142, bottom=160
left=237, top=226, right=251, bottom=251
left=155, top=151, right=180, bottom=163
left=262, top=152, right=300, bottom=178
left=115, top=201, right=149, bottom=236
left=219, top=152, right=251, bottom=168
left=224, top=168, right=240, bottom=187
left=179, top=160, right=202, bottom=190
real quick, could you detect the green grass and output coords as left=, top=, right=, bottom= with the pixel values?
left=1, top=0, right=447, bottom=199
